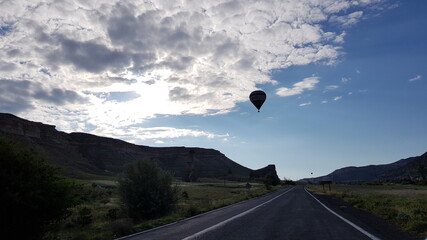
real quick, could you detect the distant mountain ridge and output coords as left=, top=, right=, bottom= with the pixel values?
left=299, top=153, right=427, bottom=183
left=0, top=113, right=279, bottom=181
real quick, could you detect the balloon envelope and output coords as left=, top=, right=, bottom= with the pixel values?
left=249, top=90, right=267, bottom=112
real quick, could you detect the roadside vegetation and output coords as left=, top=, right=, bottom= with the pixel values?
left=57, top=177, right=282, bottom=239
left=0, top=138, right=79, bottom=240
left=1, top=138, right=283, bottom=239
left=306, top=183, right=427, bottom=238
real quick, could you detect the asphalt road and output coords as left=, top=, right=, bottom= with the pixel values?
left=117, top=186, right=410, bottom=240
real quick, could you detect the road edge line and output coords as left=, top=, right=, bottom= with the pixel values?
left=304, top=188, right=381, bottom=240
left=182, top=186, right=295, bottom=240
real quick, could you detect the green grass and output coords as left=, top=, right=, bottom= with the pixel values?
left=306, top=184, right=427, bottom=237
left=57, top=178, right=122, bottom=240
left=56, top=178, right=283, bottom=240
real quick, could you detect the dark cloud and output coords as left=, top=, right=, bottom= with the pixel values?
left=143, top=79, right=155, bottom=85
left=0, top=79, right=87, bottom=114
left=0, top=79, right=34, bottom=113
left=7, top=49, right=20, bottom=57
left=169, top=87, right=192, bottom=101
left=130, top=52, right=157, bottom=73
left=213, top=40, right=239, bottom=60
left=33, top=27, right=132, bottom=73
left=107, top=5, right=145, bottom=47
left=0, top=61, right=16, bottom=72
left=48, top=35, right=131, bottom=73
left=105, top=4, right=215, bottom=73
left=159, top=55, right=194, bottom=71
left=33, top=88, right=87, bottom=105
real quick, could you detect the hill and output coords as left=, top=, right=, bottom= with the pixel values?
left=299, top=153, right=426, bottom=183
left=0, top=113, right=278, bottom=181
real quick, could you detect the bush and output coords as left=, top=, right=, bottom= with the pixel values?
left=0, top=138, right=77, bottom=239
left=119, top=160, right=179, bottom=220
left=181, top=191, right=189, bottom=200
left=73, top=207, right=93, bottom=226
left=106, top=208, right=120, bottom=220
left=409, top=221, right=427, bottom=233
left=263, top=174, right=281, bottom=189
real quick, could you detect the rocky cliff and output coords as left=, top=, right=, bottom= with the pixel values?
left=0, top=113, right=278, bottom=181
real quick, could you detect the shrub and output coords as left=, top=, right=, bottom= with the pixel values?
left=181, top=191, right=189, bottom=200
left=73, top=207, right=93, bottom=226
left=409, top=221, right=427, bottom=233
left=0, top=138, right=77, bottom=239
left=106, top=208, right=120, bottom=220
left=119, top=160, right=179, bottom=220
left=263, top=174, right=281, bottom=189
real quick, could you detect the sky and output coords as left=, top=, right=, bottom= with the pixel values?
left=1, top=0, right=426, bottom=180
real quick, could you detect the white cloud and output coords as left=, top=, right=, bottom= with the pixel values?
left=0, top=0, right=389, bottom=141
left=90, top=125, right=229, bottom=144
left=325, top=85, right=339, bottom=90
left=276, top=76, right=320, bottom=97
left=321, top=100, right=329, bottom=104
left=330, top=11, right=364, bottom=27
left=341, top=77, right=351, bottom=83
left=333, top=96, right=343, bottom=101
left=408, top=75, right=421, bottom=82
left=299, top=102, right=311, bottom=107
left=334, top=31, right=346, bottom=44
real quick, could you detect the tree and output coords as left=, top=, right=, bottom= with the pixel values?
left=263, top=174, right=281, bottom=189
left=0, top=138, right=77, bottom=239
left=119, top=160, right=178, bottom=220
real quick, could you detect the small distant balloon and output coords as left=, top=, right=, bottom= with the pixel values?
left=249, top=90, right=267, bottom=112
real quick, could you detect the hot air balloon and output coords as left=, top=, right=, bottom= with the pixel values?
left=249, top=90, right=266, bottom=112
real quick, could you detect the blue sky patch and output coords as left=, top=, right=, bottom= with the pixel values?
left=106, top=91, right=141, bottom=102
left=39, top=68, right=52, bottom=76
left=0, top=24, right=13, bottom=36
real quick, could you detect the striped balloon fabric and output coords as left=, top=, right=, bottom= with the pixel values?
left=249, top=90, right=267, bottom=112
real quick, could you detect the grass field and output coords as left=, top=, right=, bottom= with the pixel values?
left=306, top=184, right=427, bottom=237
left=57, top=178, right=282, bottom=240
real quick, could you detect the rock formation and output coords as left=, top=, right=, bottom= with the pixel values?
left=0, top=113, right=279, bottom=181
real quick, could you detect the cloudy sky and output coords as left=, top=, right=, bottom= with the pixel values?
left=1, top=0, right=426, bottom=180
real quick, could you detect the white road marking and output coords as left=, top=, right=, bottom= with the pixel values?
left=182, top=187, right=295, bottom=240
left=305, top=188, right=381, bottom=240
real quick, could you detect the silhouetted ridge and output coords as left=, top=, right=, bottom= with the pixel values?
left=299, top=153, right=426, bottom=183
left=0, top=113, right=279, bottom=181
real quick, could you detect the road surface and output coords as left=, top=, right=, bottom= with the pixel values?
left=117, top=186, right=418, bottom=240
